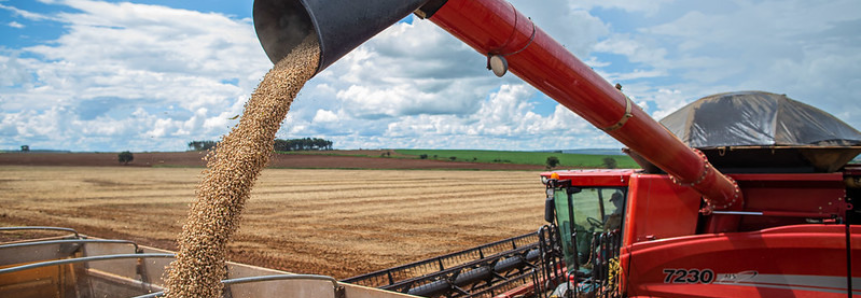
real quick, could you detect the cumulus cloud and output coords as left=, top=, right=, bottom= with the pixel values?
left=0, top=3, right=55, bottom=21
left=312, top=109, right=338, bottom=123
left=0, top=0, right=271, bottom=151
left=572, top=0, right=676, bottom=16
left=511, top=0, right=611, bottom=57
left=0, top=55, right=31, bottom=87
left=7, top=21, right=23, bottom=28
left=1, top=0, right=857, bottom=152
left=592, top=0, right=861, bottom=128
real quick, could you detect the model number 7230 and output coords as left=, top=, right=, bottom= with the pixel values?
left=663, top=268, right=715, bottom=284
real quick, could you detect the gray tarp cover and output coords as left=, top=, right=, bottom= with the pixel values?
left=660, top=91, right=861, bottom=148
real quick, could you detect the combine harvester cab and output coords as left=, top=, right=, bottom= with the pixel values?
left=539, top=91, right=861, bottom=298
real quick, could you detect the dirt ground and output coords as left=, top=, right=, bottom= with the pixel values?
left=0, top=151, right=545, bottom=170
left=0, top=166, right=547, bottom=279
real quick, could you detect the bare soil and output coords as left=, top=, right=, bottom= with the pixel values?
left=0, top=166, right=546, bottom=279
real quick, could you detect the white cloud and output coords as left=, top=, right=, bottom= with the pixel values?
left=0, top=3, right=55, bottom=21
left=359, top=84, right=613, bottom=150
left=590, top=0, right=861, bottom=129
left=594, top=35, right=668, bottom=66
left=1, top=0, right=858, bottom=152
left=572, top=0, right=676, bottom=16
left=7, top=21, right=23, bottom=28
left=0, top=0, right=271, bottom=151
left=0, top=55, right=31, bottom=86
left=510, top=0, right=610, bottom=58
left=312, top=109, right=338, bottom=123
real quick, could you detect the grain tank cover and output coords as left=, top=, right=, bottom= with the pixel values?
left=659, top=91, right=861, bottom=172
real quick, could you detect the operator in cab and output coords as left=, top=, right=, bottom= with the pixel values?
left=604, top=191, right=623, bottom=230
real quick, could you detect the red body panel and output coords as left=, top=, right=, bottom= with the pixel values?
left=732, top=173, right=847, bottom=231
left=624, top=174, right=701, bottom=245
left=621, top=225, right=861, bottom=297
left=429, top=0, right=741, bottom=211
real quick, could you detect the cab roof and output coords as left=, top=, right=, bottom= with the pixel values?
left=540, top=169, right=635, bottom=187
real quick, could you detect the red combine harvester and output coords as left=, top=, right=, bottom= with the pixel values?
left=253, top=0, right=861, bottom=297
left=534, top=91, right=861, bottom=298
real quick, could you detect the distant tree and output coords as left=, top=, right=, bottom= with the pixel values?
left=273, top=137, right=333, bottom=152
left=20, top=145, right=29, bottom=152
left=603, top=157, right=618, bottom=169
left=118, top=151, right=134, bottom=165
left=546, top=156, right=560, bottom=169
left=554, top=150, right=563, bottom=153
left=433, top=155, right=438, bottom=159
left=419, top=154, right=428, bottom=159
left=449, top=156, right=457, bottom=161
left=188, top=141, right=218, bottom=151
left=473, top=157, right=477, bottom=161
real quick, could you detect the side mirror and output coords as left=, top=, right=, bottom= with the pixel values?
left=544, top=195, right=555, bottom=223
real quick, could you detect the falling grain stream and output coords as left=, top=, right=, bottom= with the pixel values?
left=163, top=37, right=320, bottom=298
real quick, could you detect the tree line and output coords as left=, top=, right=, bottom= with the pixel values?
left=188, top=138, right=334, bottom=152
left=273, top=138, right=333, bottom=151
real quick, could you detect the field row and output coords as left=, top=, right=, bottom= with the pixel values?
left=0, top=166, right=548, bottom=279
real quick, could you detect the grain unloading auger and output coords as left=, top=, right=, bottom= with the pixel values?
left=254, top=0, right=861, bottom=297
left=253, top=0, right=742, bottom=220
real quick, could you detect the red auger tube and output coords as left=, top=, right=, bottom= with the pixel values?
left=427, top=0, right=743, bottom=217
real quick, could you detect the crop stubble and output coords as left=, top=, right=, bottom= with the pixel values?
left=0, top=166, right=545, bottom=278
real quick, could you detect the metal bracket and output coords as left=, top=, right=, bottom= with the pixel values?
left=601, top=96, right=634, bottom=132
left=334, top=284, right=346, bottom=298
left=414, top=0, right=449, bottom=19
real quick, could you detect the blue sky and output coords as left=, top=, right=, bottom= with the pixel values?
left=1, top=0, right=859, bottom=152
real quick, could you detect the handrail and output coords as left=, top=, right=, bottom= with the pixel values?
left=0, top=253, right=175, bottom=275
left=0, top=226, right=80, bottom=239
left=130, top=274, right=344, bottom=298
left=0, top=238, right=141, bottom=252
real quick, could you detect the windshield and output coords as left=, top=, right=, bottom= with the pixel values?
left=553, top=186, right=626, bottom=273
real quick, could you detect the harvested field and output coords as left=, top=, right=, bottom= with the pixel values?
left=0, top=166, right=546, bottom=279
left=0, top=151, right=546, bottom=171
